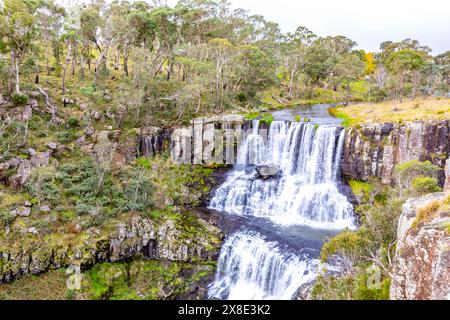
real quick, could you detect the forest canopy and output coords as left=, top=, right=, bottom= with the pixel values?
left=0, top=0, right=449, bottom=125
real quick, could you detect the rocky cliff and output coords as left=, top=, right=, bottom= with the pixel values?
left=0, top=214, right=222, bottom=284
left=390, top=192, right=450, bottom=300
left=341, top=121, right=450, bottom=184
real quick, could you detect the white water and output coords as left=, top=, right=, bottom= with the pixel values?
left=208, top=120, right=355, bottom=300
left=208, top=230, right=318, bottom=300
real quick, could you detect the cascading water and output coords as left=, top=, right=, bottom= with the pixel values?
left=208, top=112, right=355, bottom=300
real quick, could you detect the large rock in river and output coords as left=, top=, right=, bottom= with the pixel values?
left=255, top=165, right=280, bottom=180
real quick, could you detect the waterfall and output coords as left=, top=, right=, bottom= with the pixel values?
left=208, top=229, right=318, bottom=300
left=209, top=121, right=355, bottom=229
left=208, top=120, right=355, bottom=300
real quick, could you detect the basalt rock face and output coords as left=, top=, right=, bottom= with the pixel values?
left=341, top=121, right=450, bottom=184
left=0, top=215, right=222, bottom=284
left=390, top=193, right=450, bottom=300
left=138, top=127, right=171, bottom=158
left=445, top=157, right=450, bottom=192
left=171, top=114, right=245, bottom=164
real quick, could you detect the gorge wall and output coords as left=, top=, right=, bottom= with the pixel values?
left=341, top=121, right=450, bottom=184
left=0, top=214, right=221, bottom=284
left=134, top=118, right=450, bottom=186
left=390, top=192, right=450, bottom=300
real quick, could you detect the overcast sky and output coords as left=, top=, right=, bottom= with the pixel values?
left=167, top=0, right=450, bottom=54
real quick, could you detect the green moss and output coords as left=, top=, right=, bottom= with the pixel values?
left=244, top=111, right=260, bottom=120
left=259, top=113, right=274, bottom=126
left=327, top=106, right=360, bottom=127
left=82, top=259, right=215, bottom=300
left=348, top=180, right=374, bottom=199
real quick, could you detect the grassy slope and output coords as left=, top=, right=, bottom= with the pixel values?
left=330, top=97, right=450, bottom=127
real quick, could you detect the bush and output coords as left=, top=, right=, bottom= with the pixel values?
left=80, top=84, right=96, bottom=97
left=123, top=167, right=154, bottom=212
left=25, top=167, right=60, bottom=206
left=0, top=209, right=16, bottom=229
left=11, top=93, right=29, bottom=105
left=411, top=176, right=441, bottom=194
left=394, top=160, right=442, bottom=196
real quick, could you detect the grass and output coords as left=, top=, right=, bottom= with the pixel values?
left=329, top=97, right=450, bottom=126
left=0, top=269, right=69, bottom=300
left=411, top=196, right=449, bottom=230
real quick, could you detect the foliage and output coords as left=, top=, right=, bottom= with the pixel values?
left=394, top=160, right=442, bottom=196
left=25, top=166, right=60, bottom=206
left=11, top=93, right=29, bottom=105
left=411, top=176, right=441, bottom=194
left=0, top=208, right=16, bottom=229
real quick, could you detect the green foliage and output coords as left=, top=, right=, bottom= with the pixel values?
left=0, top=208, right=16, bottom=229
left=57, top=159, right=124, bottom=221
left=311, top=272, right=390, bottom=300
left=122, top=166, right=154, bottom=212
left=320, top=229, right=369, bottom=263
left=411, top=176, right=441, bottom=194
left=25, top=167, right=60, bottom=206
left=11, top=93, right=29, bottom=105
left=259, top=113, right=274, bottom=126
left=79, top=84, right=96, bottom=96
left=245, top=111, right=260, bottom=120
left=394, top=160, right=442, bottom=196
left=85, top=260, right=214, bottom=300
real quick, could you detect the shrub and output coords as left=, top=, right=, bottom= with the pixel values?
left=259, top=113, right=274, bottom=126
left=80, top=84, right=96, bottom=97
left=68, top=117, right=80, bottom=128
left=123, top=167, right=154, bottom=212
left=25, top=167, right=60, bottom=206
left=411, top=176, right=441, bottom=194
left=394, top=160, right=442, bottom=196
left=320, top=230, right=369, bottom=264
left=11, top=93, right=29, bottom=105
left=0, top=209, right=16, bottom=229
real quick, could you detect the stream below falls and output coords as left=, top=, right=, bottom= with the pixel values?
left=207, top=104, right=357, bottom=300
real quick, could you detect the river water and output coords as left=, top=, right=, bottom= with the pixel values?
left=207, top=104, right=356, bottom=300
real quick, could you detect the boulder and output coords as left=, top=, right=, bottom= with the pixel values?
left=29, top=99, right=39, bottom=108
left=28, top=148, right=37, bottom=157
left=47, top=142, right=57, bottom=150
left=79, top=103, right=88, bottom=111
left=255, top=165, right=280, bottom=180
left=39, top=205, right=51, bottom=213
left=85, top=126, right=95, bottom=136
left=91, top=111, right=102, bottom=120
left=16, top=206, right=31, bottom=217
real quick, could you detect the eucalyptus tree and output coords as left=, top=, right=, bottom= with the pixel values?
left=0, top=0, right=37, bottom=93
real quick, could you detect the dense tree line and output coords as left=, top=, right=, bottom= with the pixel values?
left=0, top=0, right=449, bottom=125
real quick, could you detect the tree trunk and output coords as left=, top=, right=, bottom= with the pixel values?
left=15, top=55, right=20, bottom=94
left=62, top=43, right=72, bottom=95
left=80, top=54, right=85, bottom=79
left=123, top=53, right=129, bottom=77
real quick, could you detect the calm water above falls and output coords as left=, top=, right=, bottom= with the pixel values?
left=208, top=105, right=356, bottom=300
